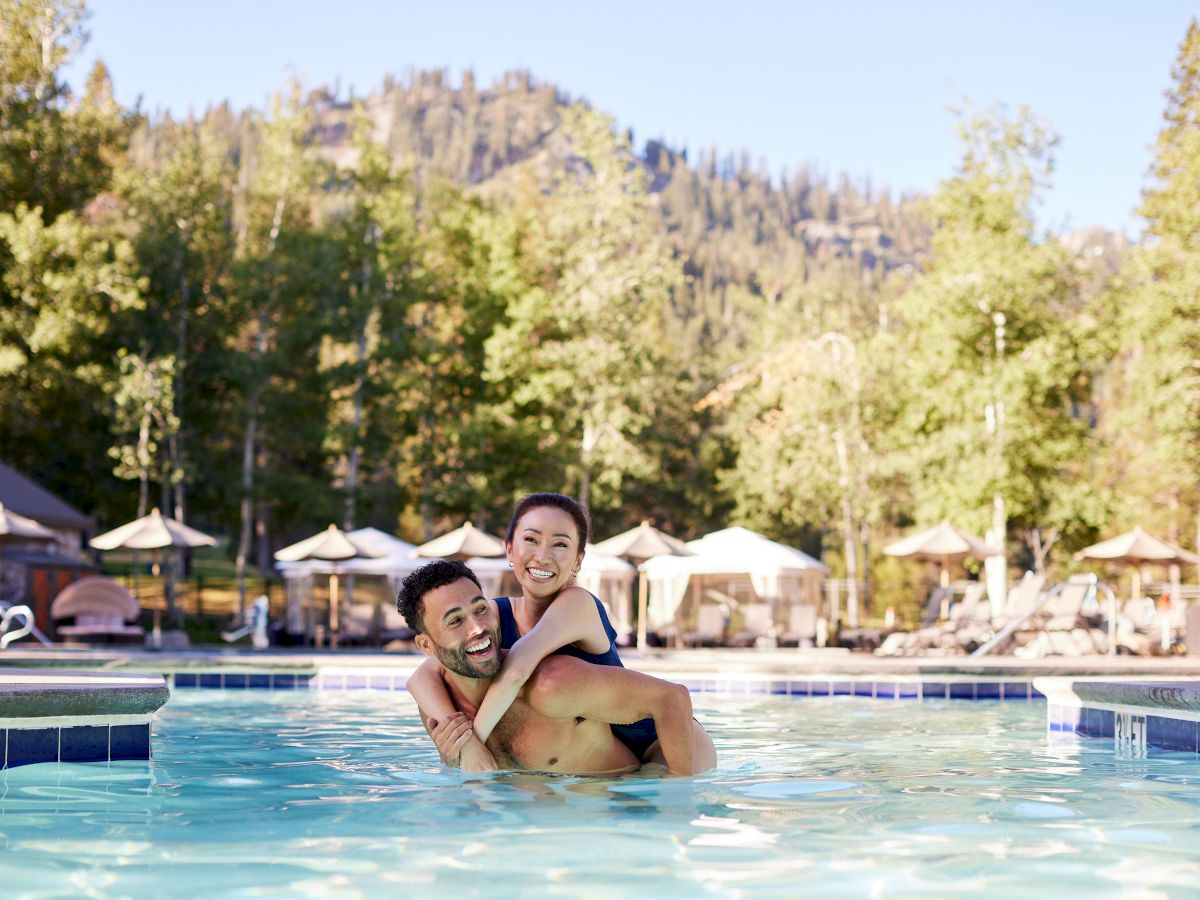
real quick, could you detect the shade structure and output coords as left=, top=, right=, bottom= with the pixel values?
left=274, top=524, right=382, bottom=563
left=883, top=520, right=1002, bottom=588
left=642, top=527, right=829, bottom=646
left=0, top=502, right=57, bottom=546
left=594, top=521, right=695, bottom=651
left=1074, top=526, right=1200, bottom=567
left=90, top=508, right=216, bottom=552
left=274, top=525, right=384, bottom=648
left=1075, top=526, right=1200, bottom=606
left=90, top=508, right=217, bottom=635
left=592, top=520, right=693, bottom=560
left=413, top=522, right=505, bottom=559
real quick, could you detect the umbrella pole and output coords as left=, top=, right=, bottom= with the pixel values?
left=329, top=570, right=340, bottom=649
left=636, top=570, right=648, bottom=652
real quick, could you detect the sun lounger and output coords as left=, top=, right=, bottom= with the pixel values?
left=729, top=603, right=773, bottom=647
left=778, top=604, right=818, bottom=647
left=684, top=604, right=727, bottom=647
left=876, top=582, right=986, bottom=656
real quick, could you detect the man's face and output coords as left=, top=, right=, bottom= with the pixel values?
left=415, top=577, right=502, bottom=679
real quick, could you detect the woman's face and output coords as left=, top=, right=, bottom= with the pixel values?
left=505, top=505, right=583, bottom=600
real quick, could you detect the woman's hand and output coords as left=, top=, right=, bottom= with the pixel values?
left=428, top=713, right=497, bottom=771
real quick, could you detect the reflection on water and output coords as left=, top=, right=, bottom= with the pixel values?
left=0, top=692, right=1198, bottom=895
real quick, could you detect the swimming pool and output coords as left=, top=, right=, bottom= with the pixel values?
left=2, top=691, right=1199, bottom=896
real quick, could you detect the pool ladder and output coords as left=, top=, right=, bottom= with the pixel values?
left=0, top=604, right=36, bottom=648
left=970, top=578, right=1118, bottom=658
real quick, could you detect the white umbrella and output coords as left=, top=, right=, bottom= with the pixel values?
left=883, top=520, right=1001, bottom=587
left=90, top=508, right=217, bottom=629
left=593, top=520, right=694, bottom=651
left=0, top=503, right=57, bottom=546
left=413, top=522, right=505, bottom=559
left=274, top=524, right=383, bottom=647
left=91, top=508, right=216, bottom=552
left=1075, top=525, right=1200, bottom=602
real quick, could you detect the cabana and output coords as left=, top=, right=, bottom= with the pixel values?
left=276, top=529, right=515, bottom=642
left=642, top=527, right=829, bottom=646
left=576, top=549, right=637, bottom=640
left=277, top=528, right=419, bottom=641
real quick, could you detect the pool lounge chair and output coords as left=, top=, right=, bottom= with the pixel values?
left=875, top=582, right=987, bottom=656
left=971, top=575, right=1105, bottom=658
left=728, top=603, right=773, bottom=647
left=683, top=603, right=728, bottom=647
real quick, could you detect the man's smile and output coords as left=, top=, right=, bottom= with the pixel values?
left=464, top=635, right=495, bottom=659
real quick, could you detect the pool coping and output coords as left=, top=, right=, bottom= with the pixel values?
left=1035, top=676, right=1200, bottom=756
left=0, top=668, right=169, bottom=769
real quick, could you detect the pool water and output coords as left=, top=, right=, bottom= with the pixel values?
left=2, top=692, right=1200, bottom=897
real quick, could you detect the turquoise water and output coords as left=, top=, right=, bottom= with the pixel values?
left=2, top=692, right=1200, bottom=897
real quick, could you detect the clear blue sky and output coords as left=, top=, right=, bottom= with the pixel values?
left=69, top=0, right=1196, bottom=237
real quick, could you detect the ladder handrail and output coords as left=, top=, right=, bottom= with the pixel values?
left=970, top=578, right=1101, bottom=658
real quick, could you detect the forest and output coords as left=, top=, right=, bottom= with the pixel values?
left=3, top=1, right=1199, bottom=616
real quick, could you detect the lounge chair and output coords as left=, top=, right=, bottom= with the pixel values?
left=778, top=604, right=818, bottom=647
left=729, top=603, right=773, bottom=647
left=1011, top=575, right=1104, bottom=657
left=876, top=582, right=987, bottom=656
left=51, top=576, right=145, bottom=643
left=684, top=603, right=728, bottom=647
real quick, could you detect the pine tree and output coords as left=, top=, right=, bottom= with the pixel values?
left=1105, top=20, right=1200, bottom=547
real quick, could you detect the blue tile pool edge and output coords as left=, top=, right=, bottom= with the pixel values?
left=1, top=719, right=154, bottom=769
left=1036, top=677, right=1200, bottom=756
left=166, top=670, right=1043, bottom=702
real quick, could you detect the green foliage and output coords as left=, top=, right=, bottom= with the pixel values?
left=892, top=106, right=1104, bottom=555
left=0, top=0, right=129, bottom=220
left=1101, top=20, right=1200, bottom=542
left=483, top=106, right=681, bottom=512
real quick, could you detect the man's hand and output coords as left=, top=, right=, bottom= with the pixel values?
left=428, top=713, right=498, bottom=772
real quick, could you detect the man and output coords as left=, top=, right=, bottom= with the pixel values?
left=397, top=559, right=716, bottom=775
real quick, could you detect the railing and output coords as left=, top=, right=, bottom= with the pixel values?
left=970, top=578, right=1118, bottom=658
left=0, top=604, right=35, bottom=648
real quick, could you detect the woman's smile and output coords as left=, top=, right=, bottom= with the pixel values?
left=507, top=505, right=583, bottom=597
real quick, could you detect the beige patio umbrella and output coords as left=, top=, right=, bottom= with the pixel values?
left=592, top=520, right=694, bottom=651
left=90, top=508, right=217, bottom=628
left=413, top=522, right=505, bottom=560
left=274, top=524, right=383, bottom=647
left=1074, top=526, right=1200, bottom=602
left=0, top=503, right=58, bottom=546
left=883, top=520, right=1001, bottom=588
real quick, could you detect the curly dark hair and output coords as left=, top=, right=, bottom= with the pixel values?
left=504, top=492, right=590, bottom=547
left=396, top=559, right=481, bottom=634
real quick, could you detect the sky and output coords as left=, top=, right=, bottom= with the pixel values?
left=68, top=0, right=1197, bottom=237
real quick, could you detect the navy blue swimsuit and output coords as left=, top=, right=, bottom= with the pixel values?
left=494, top=594, right=660, bottom=761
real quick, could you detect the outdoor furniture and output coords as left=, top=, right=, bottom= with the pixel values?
left=729, top=602, right=772, bottom=647
left=51, top=576, right=144, bottom=643
left=1008, top=577, right=1104, bottom=657
left=778, top=604, right=819, bottom=647
left=684, top=603, right=727, bottom=647
left=876, top=582, right=987, bottom=656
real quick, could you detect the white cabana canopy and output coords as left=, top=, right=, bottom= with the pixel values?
left=576, top=547, right=637, bottom=635
left=642, top=526, right=828, bottom=635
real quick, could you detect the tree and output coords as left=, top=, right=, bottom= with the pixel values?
left=1104, top=20, right=1200, bottom=551
left=891, top=105, right=1103, bottom=590
left=227, top=85, right=331, bottom=606
left=0, top=0, right=128, bottom=221
left=0, top=203, right=143, bottom=514
left=484, top=105, right=681, bottom=513
left=116, top=116, right=237, bottom=528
